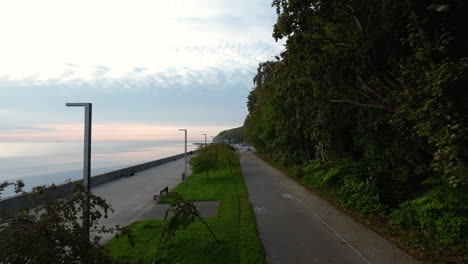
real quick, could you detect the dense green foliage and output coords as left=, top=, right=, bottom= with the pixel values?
left=160, top=192, right=218, bottom=246
left=0, top=181, right=132, bottom=264
left=213, top=127, right=245, bottom=144
left=106, top=144, right=264, bottom=264
left=245, top=0, right=468, bottom=261
left=189, top=143, right=240, bottom=181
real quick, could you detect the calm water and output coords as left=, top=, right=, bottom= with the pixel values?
left=0, top=141, right=197, bottom=197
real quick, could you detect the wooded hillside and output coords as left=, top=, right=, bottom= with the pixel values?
left=213, top=127, right=244, bottom=143
left=245, top=1, right=467, bottom=262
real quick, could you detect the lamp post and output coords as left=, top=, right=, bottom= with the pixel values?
left=66, top=102, right=92, bottom=239
left=202, top=133, right=207, bottom=147
left=211, top=136, right=214, bottom=143
left=179, top=129, right=187, bottom=185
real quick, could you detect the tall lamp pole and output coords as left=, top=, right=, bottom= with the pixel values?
left=202, top=133, right=207, bottom=147
left=179, top=129, right=187, bottom=185
left=66, top=103, right=92, bottom=239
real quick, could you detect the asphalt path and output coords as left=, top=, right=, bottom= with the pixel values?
left=91, top=156, right=191, bottom=242
left=240, top=151, right=419, bottom=264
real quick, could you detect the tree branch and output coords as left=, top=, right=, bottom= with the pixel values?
left=346, top=5, right=364, bottom=34
left=342, top=80, right=374, bottom=101
left=309, top=38, right=353, bottom=48
left=406, top=1, right=437, bottom=68
left=356, top=76, right=385, bottom=101
left=329, top=99, right=394, bottom=112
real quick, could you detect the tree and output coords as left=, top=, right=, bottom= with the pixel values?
left=244, top=0, right=468, bottom=258
left=189, top=149, right=218, bottom=182
left=218, top=148, right=240, bottom=175
left=0, top=180, right=133, bottom=264
left=159, top=192, right=218, bottom=246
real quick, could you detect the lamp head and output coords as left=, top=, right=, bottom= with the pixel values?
left=66, top=103, right=91, bottom=107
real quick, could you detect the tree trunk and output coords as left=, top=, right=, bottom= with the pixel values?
left=197, top=216, right=218, bottom=242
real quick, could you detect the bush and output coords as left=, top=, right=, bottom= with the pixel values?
left=291, top=165, right=304, bottom=178
left=302, top=158, right=386, bottom=215
left=389, top=188, right=468, bottom=250
left=302, top=160, right=339, bottom=191
left=0, top=182, right=132, bottom=264
left=336, top=176, right=386, bottom=215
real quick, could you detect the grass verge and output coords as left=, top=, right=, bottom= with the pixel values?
left=105, top=163, right=265, bottom=264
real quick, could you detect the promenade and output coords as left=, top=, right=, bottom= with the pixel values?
left=88, top=148, right=420, bottom=262
left=92, top=156, right=190, bottom=242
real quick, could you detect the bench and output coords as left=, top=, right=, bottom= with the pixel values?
left=153, top=186, right=169, bottom=201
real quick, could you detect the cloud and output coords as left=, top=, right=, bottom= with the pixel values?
left=0, top=123, right=231, bottom=141
left=0, top=0, right=282, bottom=80
left=93, top=65, right=112, bottom=78
left=0, top=125, right=53, bottom=132
left=1, top=63, right=256, bottom=95
left=0, top=0, right=283, bottom=139
left=132, top=67, right=148, bottom=73
left=0, top=64, right=255, bottom=132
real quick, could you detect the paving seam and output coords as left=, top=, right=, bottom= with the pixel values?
left=131, top=202, right=156, bottom=222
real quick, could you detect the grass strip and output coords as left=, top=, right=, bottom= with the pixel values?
left=105, top=162, right=264, bottom=264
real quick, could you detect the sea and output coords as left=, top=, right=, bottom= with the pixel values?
left=0, top=141, right=198, bottom=198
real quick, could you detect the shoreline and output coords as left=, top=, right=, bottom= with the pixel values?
left=0, top=152, right=188, bottom=211
left=0, top=140, right=199, bottom=196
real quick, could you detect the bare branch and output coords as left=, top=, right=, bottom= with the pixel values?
left=329, top=99, right=394, bottom=112
left=356, top=76, right=385, bottom=101
left=342, top=80, right=374, bottom=101
left=309, top=38, right=353, bottom=48
left=346, top=5, right=364, bottom=34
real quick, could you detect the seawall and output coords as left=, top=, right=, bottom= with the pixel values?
left=0, top=153, right=185, bottom=211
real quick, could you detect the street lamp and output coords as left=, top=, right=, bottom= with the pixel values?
left=66, top=103, right=92, bottom=238
left=179, top=129, right=187, bottom=185
left=202, top=133, right=207, bottom=147
left=211, top=136, right=214, bottom=143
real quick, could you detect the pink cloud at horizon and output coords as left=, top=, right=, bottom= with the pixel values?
left=0, top=123, right=233, bottom=142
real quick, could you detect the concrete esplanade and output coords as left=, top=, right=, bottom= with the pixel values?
left=0, top=153, right=186, bottom=211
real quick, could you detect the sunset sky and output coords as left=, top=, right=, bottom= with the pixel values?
left=0, top=0, right=283, bottom=141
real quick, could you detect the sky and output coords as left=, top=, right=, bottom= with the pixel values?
left=0, top=0, right=283, bottom=141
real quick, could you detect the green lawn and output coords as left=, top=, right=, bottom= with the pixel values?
left=105, top=163, right=264, bottom=264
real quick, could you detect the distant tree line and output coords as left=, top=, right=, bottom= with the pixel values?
left=245, top=0, right=467, bottom=261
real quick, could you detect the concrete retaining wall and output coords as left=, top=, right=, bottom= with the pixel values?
left=0, top=153, right=185, bottom=211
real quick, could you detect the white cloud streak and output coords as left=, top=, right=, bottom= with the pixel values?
left=0, top=123, right=230, bottom=141
left=0, top=0, right=283, bottom=140
left=0, top=0, right=282, bottom=80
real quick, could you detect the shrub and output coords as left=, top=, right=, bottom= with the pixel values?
left=302, top=158, right=386, bottom=215
left=389, top=188, right=468, bottom=250
left=0, top=181, right=133, bottom=264
left=336, top=176, right=386, bottom=215
left=291, top=165, right=304, bottom=178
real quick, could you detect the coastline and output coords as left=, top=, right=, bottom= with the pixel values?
left=0, top=152, right=187, bottom=211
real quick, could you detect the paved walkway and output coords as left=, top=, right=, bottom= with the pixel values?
left=240, top=152, right=419, bottom=264
left=92, top=157, right=192, bottom=242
